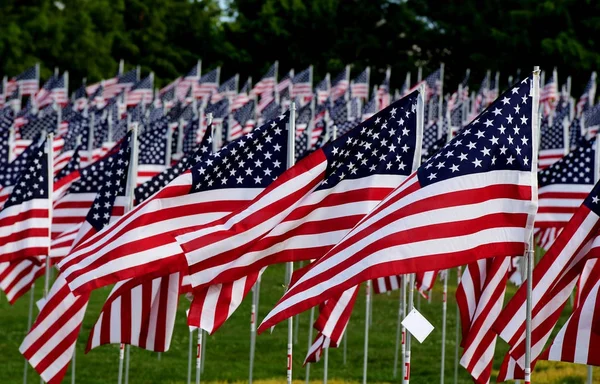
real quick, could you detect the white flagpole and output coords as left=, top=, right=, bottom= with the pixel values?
left=362, top=281, right=371, bottom=384
left=305, top=307, right=315, bottom=384
left=453, top=267, right=462, bottom=384
left=440, top=270, right=448, bottom=384
left=43, top=132, right=55, bottom=383
left=438, top=63, right=445, bottom=123
left=286, top=102, right=297, bottom=384
left=249, top=279, right=259, bottom=384
left=323, top=347, right=329, bottom=384
left=71, top=347, right=76, bottom=384
left=23, top=282, right=36, bottom=384
left=405, top=84, right=425, bottom=384
left=195, top=331, right=203, bottom=384
left=393, top=281, right=404, bottom=378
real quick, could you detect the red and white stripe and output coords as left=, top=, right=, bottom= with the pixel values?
left=331, top=80, right=349, bottom=101
left=416, top=270, right=439, bottom=298
left=456, top=259, right=489, bottom=342
left=372, top=275, right=402, bottom=294
left=57, top=172, right=259, bottom=295
left=252, top=79, right=276, bottom=98
left=538, top=148, right=566, bottom=169
left=537, top=184, right=591, bottom=228
left=14, top=137, right=65, bottom=171
left=540, top=257, right=600, bottom=365
left=137, top=164, right=167, bottom=185
left=259, top=169, right=537, bottom=332
left=535, top=227, right=561, bottom=251
left=126, top=89, right=153, bottom=107
left=19, top=274, right=90, bottom=384
left=0, top=258, right=44, bottom=304
left=52, top=192, right=97, bottom=239
left=304, top=285, right=359, bottom=364
left=187, top=269, right=262, bottom=333
left=231, top=92, right=250, bottom=111
left=178, top=152, right=328, bottom=289
left=458, top=257, right=510, bottom=384
left=87, top=272, right=180, bottom=352
left=0, top=199, right=50, bottom=263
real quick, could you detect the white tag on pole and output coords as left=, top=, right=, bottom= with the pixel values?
left=401, top=308, right=434, bottom=343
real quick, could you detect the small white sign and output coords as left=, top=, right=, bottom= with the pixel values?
left=401, top=308, right=434, bottom=343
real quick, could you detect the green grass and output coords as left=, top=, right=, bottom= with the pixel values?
left=0, top=265, right=598, bottom=383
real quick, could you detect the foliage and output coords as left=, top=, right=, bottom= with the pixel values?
left=2, top=1, right=600, bottom=94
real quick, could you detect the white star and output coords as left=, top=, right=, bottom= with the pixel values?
left=513, top=126, right=520, bottom=135
left=467, top=142, right=477, bottom=150
left=273, top=144, right=282, bottom=151
left=506, top=155, right=515, bottom=165
left=490, top=136, right=499, bottom=145
left=514, top=104, right=520, bottom=114
left=511, top=87, right=519, bottom=94
left=427, top=173, right=437, bottom=180
left=499, top=145, right=508, bottom=155
left=458, top=153, right=468, bottom=161
left=521, top=136, right=529, bottom=146
left=506, top=115, right=513, bottom=124
left=450, top=164, right=459, bottom=173
left=521, top=95, right=528, bottom=104
left=481, top=147, right=491, bottom=156
left=476, top=130, right=485, bottom=138
left=472, top=158, right=482, bottom=167
left=402, top=127, right=410, bottom=136
left=436, top=162, right=445, bottom=169
left=491, top=156, right=497, bottom=165
left=498, top=125, right=507, bottom=134
left=398, top=162, right=406, bottom=170
left=401, top=144, right=409, bottom=153
left=492, top=108, right=502, bottom=116
left=523, top=156, right=529, bottom=166
left=593, top=196, right=599, bottom=204
left=484, top=119, right=493, bottom=127
left=501, top=97, right=511, bottom=105
left=254, top=176, right=263, bottom=183
left=236, top=176, right=243, bottom=184
left=520, top=116, right=528, bottom=125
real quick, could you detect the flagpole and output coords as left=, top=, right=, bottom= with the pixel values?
left=453, top=267, right=462, bottom=384
left=249, top=279, right=259, bottom=384
left=305, top=307, right=315, bottom=384
left=393, top=280, right=404, bottom=378
left=43, top=134, right=54, bottom=384
left=195, top=331, right=203, bottom=384
left=23, top=282, right=36, bottom=384
left=187, top=328, right=193, bottom=384
left=342, top=327, right=347, bottom=365
left=405, top=84, right=426, bottom=384
left=440, top=269, right=448, bottom=384
left=286, top=102, right=297, bottom=384
left=362, top=281, right=371, bottom=384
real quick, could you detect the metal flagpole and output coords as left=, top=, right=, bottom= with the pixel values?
left=440, top=270, right=448, bottom=384
left=195, top=331, right=203, bottom=384
left=124, top=346, right=131, bottom=384
left=453, top=267, right=462, bottom=384
left=43, top=133, right=55, bottom=383
left=587, top=366, right=593, bottom=384
left=71, top=348, right=76, bottom=384
left=23, top=282, right=36, bottom=384
left=305, top=307, right=315, bottom=384
left=405, top=84, right=425, bottom=384
left=118, top=344, right=125, bottom=384
left=362, top=281, right=371, bottom=384
left=286, top=102, right=297, bottom=384
left=393, top=281, right=404, bottom=378
left=323, top=347, right=329, bottom=384
left=249, top=281, right=258, bottom=384
left=369, top=279, right=373, bottom=327
left=187, top=329, right=193, bottom=384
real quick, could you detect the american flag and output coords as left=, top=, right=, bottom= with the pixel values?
left=539, top=116, right=568, bottom=169
left=577, top=72, right=596, bottom=117
left=57, top=114, right=290, bottom=295
left=134, top=126, right=213, bottom=204
left=231, top=78, right=252, bottom=110
left=0, top=257, right=44, bottom=304
left=377, top=68, right=391, bottom=110
left=584, top=102, right=600, bottom=139
left=0, top=110, right=12, bottom=168
left=229, top=100, right=256, bottom=140
left=88, top=83, right=105, bottom=107
left=447, top=70, right=470, bottom=114
left=86, top=65, right=120, bottom=95
left=292, top=67, right=312, bottom=99
left=177, top=92, right=420, bottom=292
left=350, top=67, right=370, bottom=99
left=72, top=83, right=88, bottom=110
left=251, top=62, right=277, bottom=97
left=472, top=73, right=491, bottom=117
left=315, top=74, right=330, bottom=104
left=212, top=75, right=238, bottom=103
left=175, top=61, right=202, bottom=100
left=137, top=117, right=170, bottom=184
left=6, top=66, right=39, bottom=96
left=310, top=101, right=328, bottom=148
left=493, top=179, right=600, bottom=378
left=361, top=92, right=377, bottom=121
left=7, top=86, right=21, bottom=112
left=257, top=90, right=275, bottom=113
left=87, top=271, right=181, bottom=353
left=36, top=73, right=69, bottom=107
left=194, top=68, right=220, bottom=100
left=305, top=285, right=359, bottom=364
left=569, top=117, right=585, bottom=149
left=259, top=98, right=280, bottom=123
left=539, top=257, right=600, bottom=366
left=330, top=66, right=350, bottom=100
left=53, top=112, right=88, bottom=173
left=160, top=85, right=176, bottom=109
left=295, top=101, right=313, bottom=136
left=415, top=270, right=439, bottom=298
left=126, top=75, right=153, bottom=106
left=537, top=137, right=595, bottom=230
left=294, top=126, right=311, bottom=162
left=104, top=68, right=138, bottom=100
left=0, top=139, right=50, bottom=263
left=182, top=117, right=202, bottom=155
left=53, top=144, right=81, bottom=201
left=458, top=256, right=511, bottom=384
left=0, top=139, right=40, bottom=208
left=20, top=131, right=132, bottom=384
left=276, top=69, right=294, bottom=93
left=540, top=70, right=558, bottom=116
left=258, top=75, right=539, bottom=332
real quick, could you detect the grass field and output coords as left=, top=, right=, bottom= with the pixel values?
left=0, top=264, right=598, bottom=383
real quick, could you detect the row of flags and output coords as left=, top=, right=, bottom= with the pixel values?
left=1, top=60, right=600, bottom=384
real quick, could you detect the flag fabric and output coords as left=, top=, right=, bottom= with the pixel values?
left=276, top=70, right=294, bottom=93
left=330, top=67, right=350, bottom=100
left=415, top=270, right=439, bottom=297
left=371, top=275, right=402, bottom=294
left=231, top=78, right=251, bottom=110
left=7, top=66, right=39, bottom=95
left=539, top=257, right=600, bottom=365
left=229, top=100, right=256, bottom=140
left=305, top=285, right=359, bottom=364
left=177, top=92, right=421, bottom=292
left=540, top=71, right=558, bottom=116
left=194, top=68, right=220, bottom=100
left=492, top=179, right=600, bottom=374
left=212, top=75, right=238, bottom=102
left=251, top=63, right=277, bottom=97
left=350, top=68, right=369, bottom=99
left=137, top=118, right=169, bottom=184
left=0, top=139, right=41, bottom=208
left=103, top=68, right=138, bottom=100
left=0, top=257, right=44, bottom=304
left=126, top=75, right=154, bottom=106
left=57, top=114, right=290, bottom=295
left=458, top=256, right=511, bottom=384
left=315, top=75, right=330, bottom=104
left=20, top=131, right=133, bottom=384
left=258, top=75, right=539, bottom=332
left=577, top=72, right=597, bottom=117
left=310, top=102, right=327, bottom=148
left=569, top=117, right=585, bottom=149
left=295, top=102, right=313, bottom=137
left=0, top=140, right=50, bottom=263
left=36, top=73, right=68, bottom=108
left=377, top=68, right=391, bottom=110
left=53, top=144, right=81, bottom=201
left=176, top=62, right=202, bottom=100
left=536, top=138, right=596, bottom=230
left=538, top=116, right=567, bottom=169
left=87, top=272, right=181, bottom=352
left=72, top=84, right=88, bottom=111
left=292, top=67, right=312, bottom=99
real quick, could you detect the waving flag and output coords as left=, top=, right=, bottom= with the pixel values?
left=292, top=67, right=312, bottom=99
left=0, top=139, right=50, bottom=263
left=251, top=62, right=277, bottom=97
left=137, top=117, right=169, bottom=184
left=577, top=72, right=597, bottom=117
left=259, top=75, right=539, bottom=332
left=57, top=114, right=290, bottom=295
left=126, top=74, right=154, bottom=106
left=330, top=66, right=350, bottom=100
left=212, top=75, right=238, bottom=103
left=228, top=100, right=256, bottom=140
left=6, top=66, right=39, bottom=96
left=350, top=68, right=370, bottom=99
left=231, top=78, right=252, bottom=111
left=36, top=73, right=68, bottom=108
left=194, top=68, right=220, bottom=100
left=315, top=75, right=330, bottom=104
left=104, top=68, right=138, bottom=100
left=538, top=116, right=567, bottom=169
left=0, top=257, right=44, bottom=304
